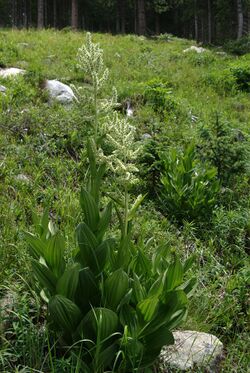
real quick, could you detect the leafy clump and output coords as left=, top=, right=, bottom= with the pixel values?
left=224, top=36, right=250, bottom=56
left=198, top=115, right=249, bottom=185
left=159, top=144, right=220, bottom=223
left=143, top=79, right=178, bottom=117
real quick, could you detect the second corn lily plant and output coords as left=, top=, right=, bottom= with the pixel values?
left=25, top=33, right=196, bottom=372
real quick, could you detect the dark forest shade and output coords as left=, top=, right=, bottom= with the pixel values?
left=0, top=0, right=249, bottom=42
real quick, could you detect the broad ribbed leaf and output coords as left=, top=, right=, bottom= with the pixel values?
left=132, top=274, right=146, bottom=303
left=137, top=297, right=159, bottom=323
left=97, top=202, right=112, bottom=241
left=93, top=238, right=114, bottom=273
left=104, top=269, right=129, bottom=310
left=164, top=256, right=183, bottom=290
left=179, top=277, right=197, bottom=298
left=140, top=290, right=187, bottom=337
left=140, top=328, right=174, bottom=367
left=78, top=307, right=119, bottom=342
left=80, top=189, right=99, bottom=231
left=119, top=304, right=138, bottom=335
left=76, top=222, right=98, bottom=267
left=48, top=295, right=82, bottom=333
left=127, top=194, right=146, bottom=221
left=45, top=232, right=65, bottom=277
left=183, top=255, right=196, bottom=273
left=75, top=267, right=100, bottom=311
left=31, top=260, right=57, bottom=294
left=144, top=327, right=174, bottom=350
left=56, top=264, right=80, bottom=301
left=25, top=232, right=46, bottom=259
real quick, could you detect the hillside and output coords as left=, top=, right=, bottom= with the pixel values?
left=0, top=30, right=249, bottom=372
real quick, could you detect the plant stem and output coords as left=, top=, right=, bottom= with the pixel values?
left=124, top=183, right=129, bottom=237
left=94, top=82, right=98, bottom=143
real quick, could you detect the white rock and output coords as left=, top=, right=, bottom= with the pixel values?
left=15, top=174, right=30, bottom=183
left=45, top=79, right=76, bottom=104
left=18, top=42, right=29, bottom=48
left=0, top=67, right=25, bottom=78
left=183, top=46, right=207, bottom=53
left=0, top=85, right=6, bottom=93
left=141, top=133, right=152, bottom=140
left=159, top=331, right=224, bottom=372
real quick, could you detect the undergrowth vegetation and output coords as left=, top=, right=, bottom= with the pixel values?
left=0, top=29, right=249, bottom=372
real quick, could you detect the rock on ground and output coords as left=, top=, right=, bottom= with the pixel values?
left=15, top=174, right=30, bottom=184
left=44, top=79, right=76, bottom=105
left=0, top=67, right=26, bottom=78
left=183, top=46, right=207, bottom=53
left=159, top=330, right=224, bottom=372
left=0, top=85, right=6, bottom=93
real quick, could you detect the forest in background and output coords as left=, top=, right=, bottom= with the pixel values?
left=0, top=0, right=250, bottom=43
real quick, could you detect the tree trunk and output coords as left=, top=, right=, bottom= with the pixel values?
left=23, top=0, right=28, bottom=28
left=137, top=0, right=146, bottom=35
left=208, top=0, right=212, bottom=43
left=37, top=0, right=44, bottom=28
left=194, top=0, right=198, bottom=41
left=53, top=0, right=57, bottom=28
left=71, top=0, right=78, bottom=29
left=155, top=12, right=160, bottom=35
left=237, top=0, right=243, bottom=39
left=120, top=0, right=126, bottom=34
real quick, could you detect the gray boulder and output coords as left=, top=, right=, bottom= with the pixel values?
left=0, top=67, right=25, bottom=78
left=159, top=330, right=224, bottom=372
left=44, top=79, right=76, bottom=105
left=183, top=46, right=207, bottom=54
left=0, top=85, right=6, bottom=93
left=15, top=174, right=30, bottom=184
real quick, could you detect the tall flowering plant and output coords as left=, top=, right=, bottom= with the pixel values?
left=26, top=33, right=196, bottom=372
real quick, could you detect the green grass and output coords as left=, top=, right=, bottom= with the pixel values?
left=0, top=29, right=249, bottom=372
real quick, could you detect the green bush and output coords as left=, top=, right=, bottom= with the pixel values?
left=198, top=115, right=249, bottom=185
left=224, top=36, right=250, bottom=56
left=159, top=144, right=220, bottom=223
left=230, top=60, right=250, bottom=92
left=143, top=79, right=178, bottom=116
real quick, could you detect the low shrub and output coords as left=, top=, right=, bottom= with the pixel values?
left=224, top=36, right=250, bottom=56
left=159, top=144, right=220, bottom=223
left=143, top=79, right=179, bottom=117
left=198, top=115, right=249, bottom=185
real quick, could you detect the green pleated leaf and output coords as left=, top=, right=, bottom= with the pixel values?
left=56, top=264, right=80, bottom=301
left=45, top=232, right=66, bottom=277
left=78, top=307, right=119, bottom=342
left=164, top=256, right=183, bottom=290
left=104, top=269, right=129, bottom=310
left=179, top=277, right=197, bottom=298
left=25, top=232, right=46, bottom=259
left=140, top=290, right=187, bottom=337
left=144, top=327, right=174, bottom=350
left=183, top=254, right=196, bottom=273
left=132, top=274, right=146, bottom=303
left=75, top=267, right=100, bottom=311
left=80, top=189, right=100, bottom=231
left=97, top=202, right=112, bottom=241
left=119, top=304, right=138, bottom=335
left=137, top=296, right=159, bottom=323
left=140, top=328, right=174, bottom=367
left=76, top=222, right=98, bottom=267
left=31, top=259, right=57, bottom=294
left=48, top=295, right=82, bottom=334
left=127, top=194, right=146, bottom=222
